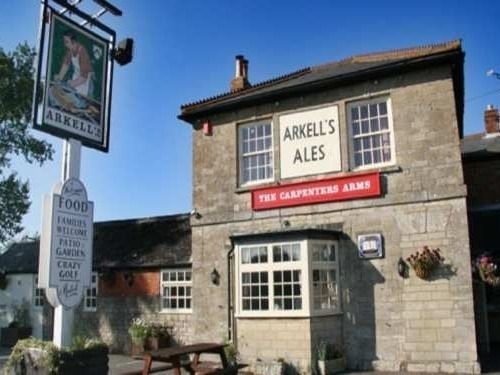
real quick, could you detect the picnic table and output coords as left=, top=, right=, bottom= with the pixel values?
left=138, top=342, right=231, bottom=375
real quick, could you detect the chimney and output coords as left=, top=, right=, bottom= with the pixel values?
left=230, top=55, right=250, bottom=92
left=485, top=104, right=500, bottom=134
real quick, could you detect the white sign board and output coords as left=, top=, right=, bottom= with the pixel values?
left=39, top=178, right=94, bottom=308
left=279, top=105, right=341, bottom=179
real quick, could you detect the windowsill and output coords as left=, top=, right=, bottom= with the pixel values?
left=235, top=165, right=402, bottom=194
left=235, top=311, right=343, bottom=319
left=159, top=310, right=192, bottom=314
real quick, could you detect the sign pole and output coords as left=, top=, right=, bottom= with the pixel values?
left=52, top=138, right=81, bottom=348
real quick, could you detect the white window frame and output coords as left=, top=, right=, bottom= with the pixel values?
left=238, top=120, right=274, bottom=187
left=309, top=241, right=341, bottom=315
left=160, top=269, right=192, bottom=314
left=33, top=275, right=44, bottom=310
left=83, top=272, right=98, bottom=312
left=347, top=96, right=396, bottom=171
left=235, top=239, right=340, bottom=318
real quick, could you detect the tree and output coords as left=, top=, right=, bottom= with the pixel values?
left=0, top=43, right=54, bottom=243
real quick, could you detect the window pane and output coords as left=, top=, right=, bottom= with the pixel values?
left=292, top=244, right=300, bottom=261
left=360, top=105, right=368, bottom=118
left=380, top=117, right=389, bottom=130
left=259, top=247, right=268, bottom=263
left=351, top=107, right=359, bottom=120
left=273, top=246, right=281, bottom=262
left=264, top=124, right=271, bottom=136
left=361, top=120, right=369, bottom=134
left=369, top=104, right=378, bottom=117
left=352, top=121, right=360, bottom=136
left=370, top=118, right=379, bottom=132
left=379, top=102, right=387, bottom=115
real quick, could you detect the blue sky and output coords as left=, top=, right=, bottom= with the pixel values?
left=1, top=0, right=500, bottom=237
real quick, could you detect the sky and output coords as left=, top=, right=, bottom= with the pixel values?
left=1, top=0, right=500, bottom=238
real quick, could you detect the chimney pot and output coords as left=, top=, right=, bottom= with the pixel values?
left=484, top=105, right=500, bottom=134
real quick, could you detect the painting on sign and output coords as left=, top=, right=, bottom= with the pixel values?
left=279, top=105, right=341, bottom=179
left=38, top=178, right=94, bottom=308
left=358, top=233, right=383, bottom=259
left=40, top=12, right=109, bottom=151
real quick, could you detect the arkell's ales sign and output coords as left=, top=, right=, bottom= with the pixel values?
left=279, top=105, right=341, bottom=179
left=38, top=12, right=110, bottom=151
left=39, top=178, right=94, bottom=308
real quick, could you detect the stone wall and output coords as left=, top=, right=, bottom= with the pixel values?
left=74, top=295, right=192, bottom=353
left=188, top=64, right=479, bottom=373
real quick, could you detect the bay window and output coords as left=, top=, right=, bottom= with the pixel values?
left=235, top=236, right=340, bottom=317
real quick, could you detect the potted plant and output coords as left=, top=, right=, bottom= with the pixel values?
left=146, top=323, right=170, bottom=350
left=474, top=253, right=500, bottom=287
left=4, top=337, right=108, bottom=374
left=128, top=318, right=150, bottom=356
left=406, top=246, right=444, bottom=280
left=1, top=300, right=32, bottom=347
left=316, top=341, right=346, bottom=375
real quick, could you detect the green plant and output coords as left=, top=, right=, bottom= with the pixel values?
left=5, top=337, right=108, bottom=374
left=223, top=338, right=238, bottom=366
left=71, top=335, right=106, bottom=351
left=149, top=323, right=170, bottom=338
left=5, top=338, right=60, bottom=374
left=128, top=318, right=151, bottom=345
left=406, top=246, right=444, bottom=279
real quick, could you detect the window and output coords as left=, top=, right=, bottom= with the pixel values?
left=236, top=239, right=339, bottom=317
left=34, top=276, right=44, bottom=309
left=311, top=242, right=339, bottom=312
left=238, top=121, right=273, bottom=185
left=161, top=269, right=192, bottom=312
left=348, top=97, right=395, bottom=169
left=83, top=272, right=98, bottom=312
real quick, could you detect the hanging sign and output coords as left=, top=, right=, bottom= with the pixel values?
left=37, top=11, right=110, bottom=152
left=252, top=172, right=381, bottom=210
left=39, top=178, right=94, bottom=308
left=279, top=105, right=341, bottom=179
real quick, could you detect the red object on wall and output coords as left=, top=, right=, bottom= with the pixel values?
left=202, top=121, right=212, bottom=136
left=252, top=172, right=381, bottom=210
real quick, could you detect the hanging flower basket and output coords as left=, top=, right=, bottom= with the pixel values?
left=406, top=246, right=444, bottom=280
left=474, top=254, right=500, bottom=287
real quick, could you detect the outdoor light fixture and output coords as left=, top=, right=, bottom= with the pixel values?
left=211, top=268, right=220, bottom=285
left=113, top=38, right=134, bottom=66
left=397, top=257, right=408, bottom=278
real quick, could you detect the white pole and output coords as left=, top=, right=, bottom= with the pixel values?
left=53, top=138, right=82, bottom=348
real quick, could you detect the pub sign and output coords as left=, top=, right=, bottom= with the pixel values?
left=37, top=11, right=110, bottom=151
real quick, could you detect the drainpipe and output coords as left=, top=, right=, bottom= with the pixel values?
left=227, top=240, right=235, bottom=344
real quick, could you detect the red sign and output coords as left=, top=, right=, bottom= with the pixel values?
left=252, top=172, right=381, bottom=210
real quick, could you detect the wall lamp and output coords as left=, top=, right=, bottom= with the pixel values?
left=211, top=268, right=220, bottom=285
left=397, top=257, right=408, bottom=278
